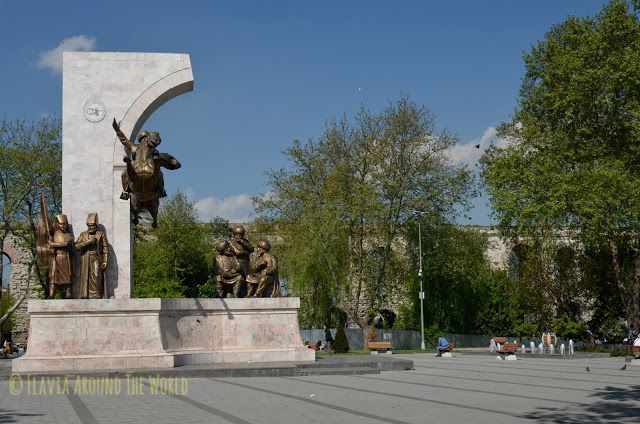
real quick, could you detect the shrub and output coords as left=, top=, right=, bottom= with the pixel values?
left=598, top=318, right=627, bottom=343
left=333, top=325, right=350, bottom=353
left=424, top=324, right=441, bottom=348
left=511, top=322, right=535, bottom=339
left=553, top=315, right=588, bottom=340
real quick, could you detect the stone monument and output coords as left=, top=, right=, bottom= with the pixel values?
left=13, top=52, right=314, bottom=372
left=61, top=51, right=194, bottom=298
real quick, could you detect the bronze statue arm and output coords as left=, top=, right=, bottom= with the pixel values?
left=49, top=238, right=73, bottom=249
left=75, top=235, right=96, bottom=249
left=264, top=257, right=278, bottom=275
left=102, top=234, right=109, bottom=269
left=112, top=119, right=134, bottom=152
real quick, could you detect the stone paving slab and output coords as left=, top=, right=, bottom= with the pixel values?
left=1, top=353, right=638, bottom=423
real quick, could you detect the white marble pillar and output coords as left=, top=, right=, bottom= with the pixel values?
left=62, top=52, right=194, bottom=298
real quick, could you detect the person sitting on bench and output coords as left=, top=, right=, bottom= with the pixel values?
left=436, top=335, right=449, bottom=357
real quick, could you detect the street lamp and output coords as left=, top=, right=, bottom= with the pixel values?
left=412, top=210, right=427, bottom=350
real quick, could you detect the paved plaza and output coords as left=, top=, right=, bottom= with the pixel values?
left=1, top=353, right=639, bottom=423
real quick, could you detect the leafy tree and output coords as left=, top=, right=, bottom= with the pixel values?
left=205, top=216, right=233, bottom=243
left=0, top=117, right=61, bottom=330
left=480, top=0, right=640, bottom=331
left=255, top=97, right=474, bottom=333
left=398, top=223, right=518, bottom=335
left=133, top=192, right=212, bottom=298
left=0, top=291, right=16, bottom=335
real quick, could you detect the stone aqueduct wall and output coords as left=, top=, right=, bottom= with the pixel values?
left=2, top=233, right=40, bottom=346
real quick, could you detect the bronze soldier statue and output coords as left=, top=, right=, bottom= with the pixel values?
left=48, top=214, right=75, bottom=299
left=76, top=213, right=109, bottom=299
left=112, top=119, right=181, bottom=228
left=228, top=225, right=253, bottom=278
left=248, top=240, right=280, bottom=298
left=214, top=240, right=244, bottom=298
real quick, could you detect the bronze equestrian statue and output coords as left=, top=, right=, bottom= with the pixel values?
left=112, top=119, right=181, bottom=228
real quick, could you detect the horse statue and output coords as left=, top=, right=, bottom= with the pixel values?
left=112, top=119, right=181, bottom=228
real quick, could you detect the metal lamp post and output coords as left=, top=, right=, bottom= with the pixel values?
left=413, top=210, right=426, bottom=350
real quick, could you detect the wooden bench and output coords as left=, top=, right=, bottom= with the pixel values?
left=496, top=342, right=519, bottom=356
left=493, top=336, right=508, bottom=345
left=368, top=341, right=392, bottom=353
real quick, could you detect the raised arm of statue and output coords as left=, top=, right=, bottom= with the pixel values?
left=112, top=119, right=134, bottom=152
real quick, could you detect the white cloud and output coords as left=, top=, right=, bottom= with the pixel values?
left=195, top=193, right=255, bottom=223
left=37, top=35, right=96, bottom=74
left=447, top=126, right=506, bottom=165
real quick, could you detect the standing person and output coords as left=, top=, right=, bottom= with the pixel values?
left=48, top=214, right=74, bottom=299
left=324, top=325, right=334, bottom=355
left=76, top=213, right=109, bottom=299
left=436, top=334, right=449, bottom=357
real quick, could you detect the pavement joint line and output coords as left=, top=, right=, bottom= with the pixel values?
left=211, top=378, right=414, bottom=424
left=384, top=369, right=597, bottom=393
left=413, top=363, right=639, bottom=380
left=351, top=374, right=587, bottom=405
left=65, top=392, right=100, bottom=424
left=281, top=376, right=527, bottom=418
left=140, top=380, right=253, bottom=424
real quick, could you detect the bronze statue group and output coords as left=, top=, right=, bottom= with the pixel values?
left=39, top=123, right=279, bottom=300
left=214, top=225, right=280, bottom=298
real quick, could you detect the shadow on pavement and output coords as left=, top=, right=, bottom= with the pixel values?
left=520, top=384, right=640, bottom=422
left=0, top=408, right=45, bottom=423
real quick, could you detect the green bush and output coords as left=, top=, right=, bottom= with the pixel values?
left=197, top=276, right=216, bottom=298
left=333, top=325, right=350, bottom=353
left=553, top=315, right=588, bottom=340
left=598, top=318, right=627, bottom=343
left=134, top=278, right=184, bottom=298
left=511, top=322, right=535, bottom=339
left=424, top=324, right=441, bottom=348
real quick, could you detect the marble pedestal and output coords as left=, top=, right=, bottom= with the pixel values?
left=13, top=298, right=314, bottom=373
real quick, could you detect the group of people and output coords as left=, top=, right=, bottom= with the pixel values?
left=304, top=326, right=334, bottom=354
left=44, top=213, right=109, bottom=299
left=0, top=340, right=23, bottom=359
left=214, top=225, right=280, bottom=298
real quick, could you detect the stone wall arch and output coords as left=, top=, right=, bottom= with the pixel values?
left=112, top=67, right=194, bottom=162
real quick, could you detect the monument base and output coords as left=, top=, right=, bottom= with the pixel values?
left=13, top=298, right=315, bottom=373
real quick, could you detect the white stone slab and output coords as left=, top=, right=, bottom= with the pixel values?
left=13, top=298, right=314, bottom=372
left=62, top=52, right=194, bottom=298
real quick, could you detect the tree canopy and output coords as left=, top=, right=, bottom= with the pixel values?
left=481, top=0, right=640, bottom=331
left=255, top=96, right=475, bottom=331
left=133, top=192, right=212, bottom=298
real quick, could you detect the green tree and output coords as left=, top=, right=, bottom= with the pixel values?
left=480, top=0, right=640, bottom=331
left=0, top=117, right=61, bottom=329
left=134, top=192, right=212, bottom=298
left=255, top=96, right=474, bottom=333
left=397, top=223, right=518, bottom=335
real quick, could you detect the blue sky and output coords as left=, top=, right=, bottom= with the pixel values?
left=0, top=0, right=610, bottom=224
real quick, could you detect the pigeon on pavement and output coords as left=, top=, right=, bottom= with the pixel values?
left=586, top=366, right=591, bottom=372
left=620, top=364, right=627, bottom=370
